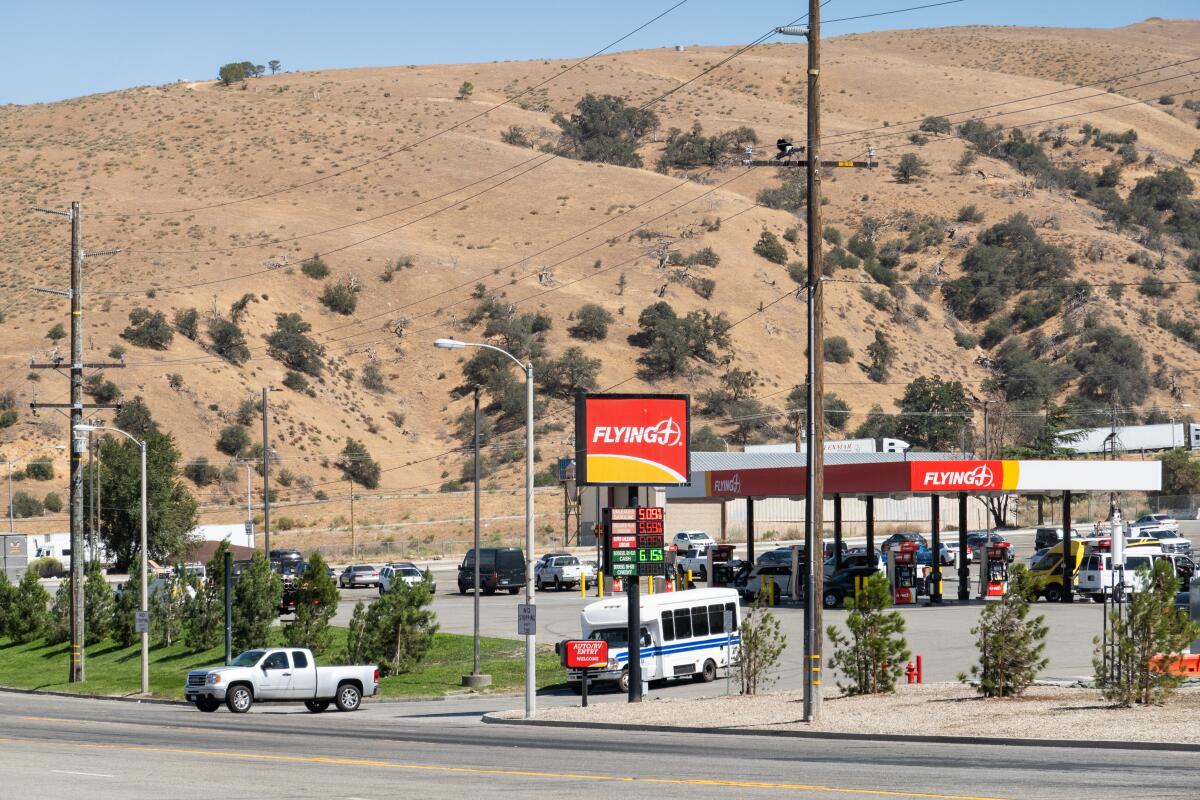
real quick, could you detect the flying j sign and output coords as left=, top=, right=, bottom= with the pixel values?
left=575, top=394, right=691, bottom=485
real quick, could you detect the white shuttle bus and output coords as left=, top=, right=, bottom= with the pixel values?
left=567, top=588, right=740, bottom=693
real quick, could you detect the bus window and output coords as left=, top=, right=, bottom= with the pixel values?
left=673, top=608, right=692, bottom=640
left=724, top=602, right=737, bottom=631
left=662, top=612, right=675, bottom=642
left=707, top=604, right=724, bottom=634
left=691, top=605, right=710, bottom=637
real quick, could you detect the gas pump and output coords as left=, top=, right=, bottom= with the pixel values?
left=887, top=541, right=920, bottom=605
left=707, top=544, right=737, bottom=587
left=981, top=543, right=1010, bottom=598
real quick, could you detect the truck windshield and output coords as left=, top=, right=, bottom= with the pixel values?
left=231, top=650, right=266, bottom=667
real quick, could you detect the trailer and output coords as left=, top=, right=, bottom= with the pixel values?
left=1058, top=423, right=1200, bottom=455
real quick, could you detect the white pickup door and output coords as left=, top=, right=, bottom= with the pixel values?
left=256, top=651, right=294, bottom=699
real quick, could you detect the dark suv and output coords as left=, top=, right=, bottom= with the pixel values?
left=458, top=547, right=526, bottom=595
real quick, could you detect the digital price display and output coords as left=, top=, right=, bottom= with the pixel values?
left=636, top=534, right=664, bottom=549
left=637, top=507, right=664, bottom=521
left=637, top=519, right=664, bottom=535
left=604, top=506, right=666, bottom=577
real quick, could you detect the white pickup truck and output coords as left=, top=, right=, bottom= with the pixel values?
left=184, top=647, right=379, bottom=714
left=534, top=554, right=594, bottom=590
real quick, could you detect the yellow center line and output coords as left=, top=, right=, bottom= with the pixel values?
left=0, top=734, right=1010, bottom=800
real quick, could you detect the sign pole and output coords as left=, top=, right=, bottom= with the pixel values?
left=627, top=564, right=641, bottom=703
left=582, top=666, right=590, bottom=708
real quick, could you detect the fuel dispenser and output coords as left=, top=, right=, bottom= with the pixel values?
left=887, top=541, right=920, bottom=605
left=981, top=543, right=1011, bottom=598
left=707, top=544, right=738, bottom=587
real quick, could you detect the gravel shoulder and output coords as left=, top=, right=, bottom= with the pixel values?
left=506, top=683, right=1200, bottom=743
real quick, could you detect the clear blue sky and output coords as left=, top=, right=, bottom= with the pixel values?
left=1, top=1, right=1194, bottom=105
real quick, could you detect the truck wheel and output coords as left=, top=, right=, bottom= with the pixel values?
left=507, top=587, right=519, bottom=595
left=695, top=659, right=717, bottom=683
left=196, top=697, right=220, bottom=713
left=335, top=683, right=362, bottom=712
left=823, top=590, right=843, bottom=609
left=225, top=685, right=253, bottom=714
left=458, top=582, right=467, bottom=595
left=1043, top=584, right=1063, bottom=603
left=617, top=669, right=630, bottom=694
left=304, top=700, right=330, bottom=713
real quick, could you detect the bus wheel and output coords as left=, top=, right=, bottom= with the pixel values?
left=695, top=659, right=717, bottom=683
left=617, top=669, right=630, bottom=694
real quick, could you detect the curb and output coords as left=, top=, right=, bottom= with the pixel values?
left=0, top=685, right=186, bottom=706
left=480, top=713, right=1200, bottom=753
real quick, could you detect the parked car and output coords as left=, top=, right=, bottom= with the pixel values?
left=1132, top=514, right=1180, bottom=535
left=457, top=547, right=525, bottom=595
left=1129, top=526, right=1192, bottom=555
left=338, top=564, right=380, bottom=588
left=757, top=541, right=845, bottom=567
left=821, top=566, right=882, bottom=609
left=878, top=532, right=928, bottom=554
left=184, top=647, right=378, bottom=713
left=937, top=541, right=974, bottom=566
left=966, top=532, right=1014, bottom=562
left=534, top=554, right=592, bottom=590
left=379, top=563, right=434, bottom=595
left=676, top=547, right=711, bottom=579
left=1034, top=527, right=1064, bottom=551
left=735, top=563, right=794, bottom=601
left=671, top=530, right=716, bottom=551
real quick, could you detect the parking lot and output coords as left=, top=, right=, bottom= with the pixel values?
left=330, top=526, right=1113, bottom=686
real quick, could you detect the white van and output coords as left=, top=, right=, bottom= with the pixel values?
left=567, top=588, right=740, bottom=693
left=1076, top=543, right=1194, bottom=601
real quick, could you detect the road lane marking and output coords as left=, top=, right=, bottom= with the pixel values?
left=0, top=735, right=1010, bottom=800
left=51, top=770, right=115, bottom=778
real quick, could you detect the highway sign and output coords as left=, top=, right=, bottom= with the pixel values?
left=517, top=603, right=536, bottom=636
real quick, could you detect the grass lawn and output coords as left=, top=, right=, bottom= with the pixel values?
left=0, top=630, right=563, bottom=700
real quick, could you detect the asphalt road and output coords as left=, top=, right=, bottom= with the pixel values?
left=2, top=691, right=1195, bottom=800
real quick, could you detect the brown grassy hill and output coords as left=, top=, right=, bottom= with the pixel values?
left=2, top=20, right=1198, bottom=546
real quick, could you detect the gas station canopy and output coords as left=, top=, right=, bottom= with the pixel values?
left=700, top=459, right=1161, bottom=498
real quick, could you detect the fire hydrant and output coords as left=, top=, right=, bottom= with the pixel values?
left=905, top=661, right=917, bottom=684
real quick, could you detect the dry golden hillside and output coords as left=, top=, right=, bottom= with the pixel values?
left=2, top=20, right=1199, bottom=546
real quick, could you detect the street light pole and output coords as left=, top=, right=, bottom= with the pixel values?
left=73, top=424, right=148, bottom=694
left=434, top=338, right=534, bottom=715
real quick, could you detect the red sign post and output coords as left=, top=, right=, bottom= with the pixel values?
left=562, top=640, right=609, bottom=707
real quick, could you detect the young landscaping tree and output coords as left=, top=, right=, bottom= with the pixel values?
left=149, top=572, right=189, bottom=647
left=737, top=589, right=786, bottom=695
left=826, top=572, right=910, bottom=695
left=345, top=600, right=369, bottom=663
left=110, top=568, right=140, bottom=648
left=184, top=541, right=230, bottom=652
left=360, top=574, right=439, bottom=675
left=232, top=552, right=282, bottom=651
left=47, top=578, right=72, bottom=645
left=83, top=559, right=114, bottom=645
left=1093, top=560, right=1200, bottom=705
left=9, top=569, right=51, bottom=643
left=960, top=565, right=1048, bottom=697
left=284, top=552, right=340, bottom=656
left=0, top=573, right=17, bottom=638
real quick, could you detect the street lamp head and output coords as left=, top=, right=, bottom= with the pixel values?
left=434, top=338, right=467, bottom=350
left=73, top=423, right=98, bottom=433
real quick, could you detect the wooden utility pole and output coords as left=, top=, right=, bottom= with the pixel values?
left=29, top=202, right=123, bottom=684
left=802, top=0, right=825, bottom=724
left=349, top=478, right=356, bottom=559
left=262, top=387, right=273, bottom=555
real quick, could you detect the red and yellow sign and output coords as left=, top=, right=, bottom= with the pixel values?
left=575, top=394, right=690, bottom=485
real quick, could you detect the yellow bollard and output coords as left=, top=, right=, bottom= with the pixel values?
left=647, top=575, right=654, bottom=594
left=598, top=572, right=604, bottom=598
left=580, top=572, right=586, bottom=599
left=687, top=569, right=693, bottom=589
left=765, top=579, right=774, bottom=606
